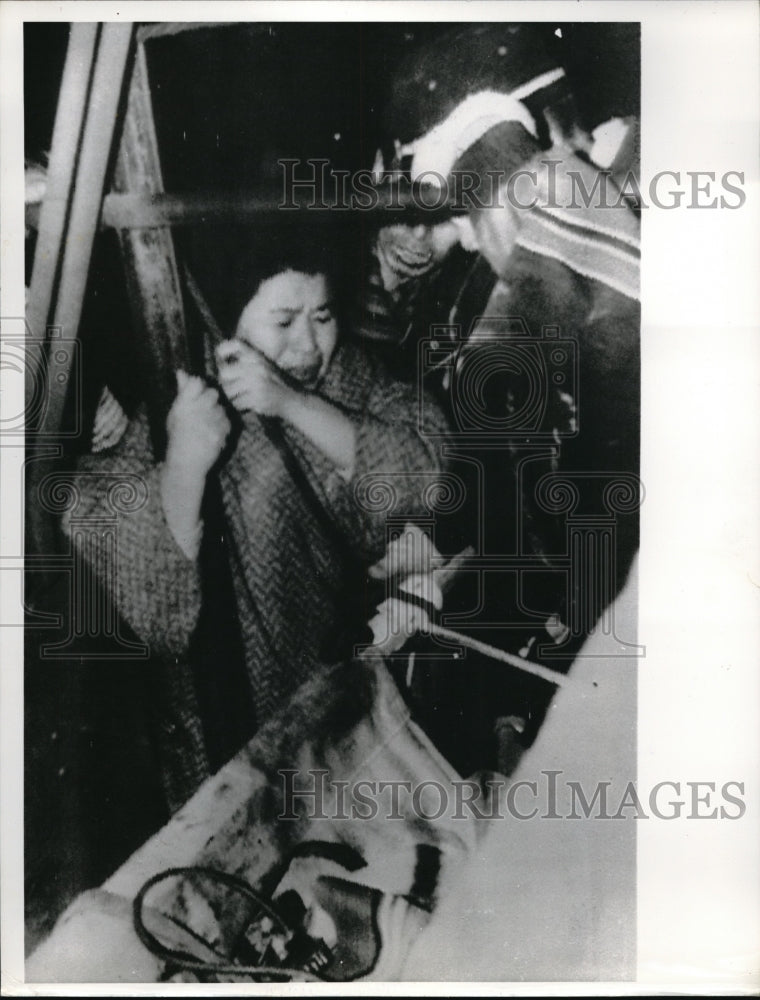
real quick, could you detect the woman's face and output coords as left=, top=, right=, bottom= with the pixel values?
left=235, top=270, right=338, bottom=387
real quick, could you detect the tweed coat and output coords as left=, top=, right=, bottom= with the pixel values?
left=63, top=340, right=449, bottom=804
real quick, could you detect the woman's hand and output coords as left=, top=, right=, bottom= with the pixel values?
left=165, top=370, right=230, bottom=476
left=216, top=340, right=294, bottom=418
left=368, top=594, right=432, bottom=653
left=216, top=339, right=357, bottom=477
left=161, top=371, right=230, bottom=560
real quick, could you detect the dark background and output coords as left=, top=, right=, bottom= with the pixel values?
left=24, top=20, right=640, bottom=953
left=25, top=22, right=640, bottom=174
left=24, top=22, right=640, bottom=415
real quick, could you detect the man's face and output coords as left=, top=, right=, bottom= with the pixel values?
left=235, top=270, right=338, bottom=388
left=376, top=221, right=462, bottom=292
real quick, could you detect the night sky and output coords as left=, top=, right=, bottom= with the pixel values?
left=24, top=21, right=639, bottom=170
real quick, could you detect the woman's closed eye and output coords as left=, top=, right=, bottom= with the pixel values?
left=312, top=309, right=334, bottom=324
left=270, top=308, right=298, bottom=329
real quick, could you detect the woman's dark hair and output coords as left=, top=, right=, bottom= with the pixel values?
left=228, top=229, right=336, bottom=329
left=180, top=222, right=356, bottom=339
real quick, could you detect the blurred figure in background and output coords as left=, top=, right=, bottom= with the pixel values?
left=371, top=23, right=640, bottom=772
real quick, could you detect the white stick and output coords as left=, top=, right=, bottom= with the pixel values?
left=428, top=623, right=568, bottom=688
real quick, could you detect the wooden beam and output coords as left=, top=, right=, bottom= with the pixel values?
left=136, top=22, right=236, bottom=43
left=110, top=41, right=211, bottom=800
left=112, top=40, right=191, bottom=456
left=100, top=186, right=458, bottom=229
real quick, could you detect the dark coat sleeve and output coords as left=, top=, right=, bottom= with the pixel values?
left=60, top=412, right=203, bottom=659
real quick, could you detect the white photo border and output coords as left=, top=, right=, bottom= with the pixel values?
left=2, top=1, right=759, bottom=994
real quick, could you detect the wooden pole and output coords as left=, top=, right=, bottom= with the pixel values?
left=43, top=23, right=135, bottom=438
left=26, top=23, right=98, bottom=423
left=26, top=24, right=133, bottom=566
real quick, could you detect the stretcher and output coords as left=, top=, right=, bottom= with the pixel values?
left=26, top=559, right=637, bottom=983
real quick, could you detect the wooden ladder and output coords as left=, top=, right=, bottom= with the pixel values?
left=26, top=22, right=213, bottom=808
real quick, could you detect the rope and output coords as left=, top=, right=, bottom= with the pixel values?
left=133, top=866, right=322, bottom=983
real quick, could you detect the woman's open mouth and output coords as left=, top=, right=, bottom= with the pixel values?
left=285, top=360, right=323, bottom=388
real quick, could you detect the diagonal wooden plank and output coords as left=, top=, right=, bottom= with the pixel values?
left=110, top=40, right=208, bottom=801
left=112, top=39, right=190, bottom=457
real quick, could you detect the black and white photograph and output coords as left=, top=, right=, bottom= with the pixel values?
left=1, top=0, right=758, bottom=992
